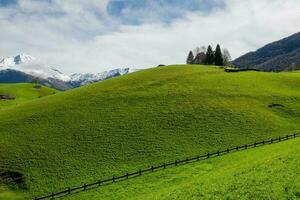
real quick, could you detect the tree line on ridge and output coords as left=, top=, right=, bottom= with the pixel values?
left=186, top=45, right=232, bottom=66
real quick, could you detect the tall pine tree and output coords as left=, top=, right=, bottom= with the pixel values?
left=186, top=51, right=194, bottom=64
left=205, top=45, right=214, bottom=65
left=214, top=44, right=224, bottom=66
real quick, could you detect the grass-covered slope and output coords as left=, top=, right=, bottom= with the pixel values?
left=0, top=83, right=57, bottom=110
left=1, top=65, right=300, bottom=198
left=67, top=137, right=300, bottom=200
left=0, top=186, right=24, bottom=200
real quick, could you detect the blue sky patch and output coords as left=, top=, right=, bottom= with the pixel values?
left=0, top=0, right=17, bottom=6
left=107, top=0, right=225, bottom=25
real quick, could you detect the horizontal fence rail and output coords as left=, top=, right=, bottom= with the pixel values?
left=34, top=133, right=300, bottom=200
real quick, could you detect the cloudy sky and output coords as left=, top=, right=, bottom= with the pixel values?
left=0, top=0, right=300, bottom=74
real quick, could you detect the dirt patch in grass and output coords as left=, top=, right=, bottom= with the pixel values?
left=33, top=85, right=42, bottom=89
left=268, top=103, right=285, bottom=108
left=0, top=172, right=25, bottom=189
left=224, top=68, right=261, bottom=73
left=0, top=94, right=15, bottom=100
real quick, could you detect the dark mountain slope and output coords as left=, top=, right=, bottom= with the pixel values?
left=0, top=69, right=34, bottom=83
left=233, top=32, right=300, bottom=71
left=0, top=69, right=72, bottom=91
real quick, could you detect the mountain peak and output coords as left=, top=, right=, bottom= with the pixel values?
left=0, top=54, right=36, bottom=67
left=0, top=54, right=71, bottom=82
left=14, top=54, right=36, bottom=65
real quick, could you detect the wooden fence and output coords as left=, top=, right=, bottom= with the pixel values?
left=35, top=133, right=300, bottom=200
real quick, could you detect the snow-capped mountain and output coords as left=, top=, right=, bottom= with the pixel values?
left=0, top=54, right=70, bottom=82
left=69, top=68, right=138, bottom=87
left=0, top=54, right=140, bottom=90
left=0, top=54, right=35, bottom=66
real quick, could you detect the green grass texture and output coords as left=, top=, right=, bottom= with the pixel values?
left=0, top=83, right=58, bottom=110
left=1, top=65, right=300, bottom=198
left=66, top=137, right=300, bottom=200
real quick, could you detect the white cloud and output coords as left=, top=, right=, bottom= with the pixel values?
left=0, top=0, right=300, bottom=74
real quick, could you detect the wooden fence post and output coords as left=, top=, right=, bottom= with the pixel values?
left=34, top=134, right=300, bottom=200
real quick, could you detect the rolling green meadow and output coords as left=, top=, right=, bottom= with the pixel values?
left=1, top=65, right=300, bottom=199
left=66, top=137, right=300, bottom=200
left=0, top=83, right=58, bottom=110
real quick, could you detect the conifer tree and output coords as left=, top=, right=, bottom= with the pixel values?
left=205, top=45, right=214, bottom=65
left=186, top=51, right=194, bottom=64
left=214, top=44, right=224, bottom=66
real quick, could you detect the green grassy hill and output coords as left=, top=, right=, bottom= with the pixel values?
left=0, top=186, right=23, bottom=200
left=0, top=83, right=58, bottom=110
left=1, top=65, right=300, bottom=198
left=67, top=137, right=300, bottom=200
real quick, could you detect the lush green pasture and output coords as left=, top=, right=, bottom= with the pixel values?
left=0, top=83, right=57, bottom=110
left=1, top=66, right=300, bottom=198
left=66, top=137, right=300, bottom=200
left=0, top=186, right=24, bottom=200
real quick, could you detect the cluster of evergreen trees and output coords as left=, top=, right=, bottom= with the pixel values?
left=186, top=44, right=231, bottom=66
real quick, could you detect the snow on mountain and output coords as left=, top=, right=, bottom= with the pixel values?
left=69, top=68, right=139, bottom=87
left=0, top=54, right=140, bottom=89
left=0, top=54, right=71, bottom=82
left=0, top=54, right=36, bottom=67
left=0, top=54, right=37, bottom=69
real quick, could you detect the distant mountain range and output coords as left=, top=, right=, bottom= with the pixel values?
left=0, top=54, right=139, bottom=90
left=69, top=68, right=137, bottom=87
left=233, top=32, right=300, bottom=71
